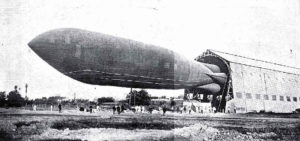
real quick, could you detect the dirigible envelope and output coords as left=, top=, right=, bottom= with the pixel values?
left=28, top=28, right=227, bottom=93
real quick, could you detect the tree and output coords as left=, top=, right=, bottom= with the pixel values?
left=77, top=99, right=89, bottom=103
left=47, top=96, right=65, bottom=105
left=7, top=86, right=25, bottom=107
left=97, top=97, right=114, bottom=104
left=0, top=91, right=6, bottom=107
left=34, top=97, right=48, bottom=105
left=127, top=89, right=151, bottom=106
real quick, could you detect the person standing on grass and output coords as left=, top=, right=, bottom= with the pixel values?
left=58, top=104, right=62, bottom=113
left=96, top=105, right=99, bottom=111
left=162, top=105, right=167, bottom=116
left=50, top=105, right=53, bottom=111
left=148, top=106, right=153, bottom=114
left=113, top=105, right=116, bottom=114
left=117, top=105, right=121, bottom=114
left=33, top=104, right=37, bottom=111
left=176, top=107, right=180, bottom=113
left=121, top=105, right=125, bottom=113
left=89, top=105, right=93, bottom=113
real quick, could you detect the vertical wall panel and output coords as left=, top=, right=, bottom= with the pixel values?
left=230, top=63, right=247, bottom=112
left=229, top=62, right=300, bottom=113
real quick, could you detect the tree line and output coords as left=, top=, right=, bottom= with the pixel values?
left=0, top=86, right=153, bottom=108
left=0, top=85, right=117, bottom=107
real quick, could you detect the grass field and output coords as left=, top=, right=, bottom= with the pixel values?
left=0, top=108, right=300, bottom=141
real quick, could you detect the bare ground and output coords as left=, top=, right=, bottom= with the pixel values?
left=0, top=108, right=299, bottom=141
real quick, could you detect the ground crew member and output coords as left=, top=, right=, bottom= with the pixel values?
left=96, top=105, right=99, bottom=111
left=176, top=107, right=180, bottom=113
left=234, top=106, right=237, bottom=113
left=121, top=105, right=125, bottom=113
left=113, top=106, right=116, bottom=114
left=162, top=106, right=167, bottom=116
left=58, top=104, right=62, bottom=113
left=89, top=105, right=93, bottom=113
left=117, top=105, right=121, bottom=114
left=33, top=104, right=37, bottom=111
left=148, top=106, right=153, bottom=114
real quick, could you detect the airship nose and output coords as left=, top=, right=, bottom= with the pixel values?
left=28, top=38, right=39, bottom=52
left=28, top=29, right=83, bottom=73
left=27, top=31, right=67, bottom=72
left=27, top=35, right=49, bottom=59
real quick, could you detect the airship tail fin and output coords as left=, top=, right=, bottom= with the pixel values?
left=196, top=83, right=221, bottom=94
left=206, top=73, right=227, bottom=84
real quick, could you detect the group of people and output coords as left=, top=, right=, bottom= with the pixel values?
left=109, top=105, right=174, bottom=115
left=31, top=103, right=62, bottom=113
left=111, top=104, right=219, bottom=115
left=112, top=105, right=125, bottom=114
left=31, top=103, right=218, bottom=115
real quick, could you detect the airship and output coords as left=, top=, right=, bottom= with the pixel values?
left=28, top=28, right=227, bottom=94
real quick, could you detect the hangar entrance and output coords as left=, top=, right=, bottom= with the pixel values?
left=188, top=49, right=300, bottom=113
left=186, top=50, right=233, bottom=112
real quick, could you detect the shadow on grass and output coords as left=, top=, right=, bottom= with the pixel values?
left=14, top=121, right=39, bottom=128
left=0, top=129, right=14, bottom=141
left=51, top=118, right=183, bottom=130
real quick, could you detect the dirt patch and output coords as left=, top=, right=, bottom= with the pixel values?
left=50, top=117, right=184, bottom=130
left=32, top=123, right=219, bottom=141
left=14, top=121, right=39, bottom=128
left=1, top=109, right=300, bottom=140
left=0, top=128, right=14, bottom=140
left=214, top=124, right=300, bottom=140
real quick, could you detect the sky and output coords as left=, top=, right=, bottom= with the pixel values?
left=1, top=0, right=300, bottom=100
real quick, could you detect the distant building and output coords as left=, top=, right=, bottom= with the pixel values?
left=99, top=102, right=119, bottom=110
left=150, top=97, right=184, bottom=107
left=150, top=98, right=169, bottom=106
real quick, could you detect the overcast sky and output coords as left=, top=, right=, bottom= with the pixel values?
left=1, top=0, right=300, bottom=100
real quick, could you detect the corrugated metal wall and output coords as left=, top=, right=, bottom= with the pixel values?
left=229, top=62, right=300, bottom=113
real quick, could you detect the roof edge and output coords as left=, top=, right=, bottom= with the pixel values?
left=207, top=49, right=300, bottom=70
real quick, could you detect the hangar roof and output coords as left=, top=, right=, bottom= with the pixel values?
left=196, top=49, right=300, bottom=75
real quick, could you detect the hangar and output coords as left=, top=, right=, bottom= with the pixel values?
left=195, top=50, right=300, bottom=113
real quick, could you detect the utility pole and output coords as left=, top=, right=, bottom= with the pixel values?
left=25, top=83, right=28, bottom=98
left=134, top=89, right=136, bottom=106
left=25, top=83, right=28, bottom=106
left=129, top=88, right=132, bottom=106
